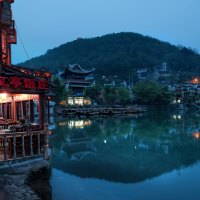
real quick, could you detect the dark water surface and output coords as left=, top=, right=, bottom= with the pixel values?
left=49, top=110, right=200, bottom=200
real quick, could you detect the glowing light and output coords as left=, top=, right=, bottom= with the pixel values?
left=59, top=122, right=68, bottom=126
left=0, top=93, right=7, bottom=101
left=192, top=78, right=199, bottom=84
left=67, top=97, right=91, bottom=106
left=85, top=120, right=92, bottom=126
left=68, top=119, right=92, bottom=129
left=14, top=94, right=39, bottom=101
left=75, top=120, right=84, bottom=127
left=173, top=115, right=181, bottom=120
left=44, top=72, right=51, bottom=78
left=104, top=139, right=107, bottom=144
left=59, top=120, right=92, bottom=128
left=193, top=132, right=200, bottom=139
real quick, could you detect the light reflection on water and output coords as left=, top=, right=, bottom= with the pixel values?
left=49, top=110, right=200, bottom=200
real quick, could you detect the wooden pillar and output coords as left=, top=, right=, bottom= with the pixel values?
left=44, top=123, right=49, bottom=160
left=7, top=43, right=11, bottom=65
left=22, top=135, right=25, bottom=157
left=11, top=96, right=16, bottom=121
left=13, top=135, right=16, bottom=159
left=21, top=101, right=23, bottom=118
left=30, top=133, right=33, bottom=156
left=37, top=133, right=41, bottom=154
left=3, top=136, right=7, bottom=161
left=13, top=99, right=16, bottom=121
left=29, top=100, right=31, bottom=120
left=39, top=94, right=46, bottom=129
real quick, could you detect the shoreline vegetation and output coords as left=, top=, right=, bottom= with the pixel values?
left=53, top=79, right=196, bottom=117
left=52, top=79, right=174, bottom=108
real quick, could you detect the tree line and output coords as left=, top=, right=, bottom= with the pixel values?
left=20, top=32, right=200, bottom=83
left=52, top=77, right=173, bottom=106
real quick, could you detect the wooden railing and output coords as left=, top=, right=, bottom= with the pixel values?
left=0, top=125, right=48, bottom=162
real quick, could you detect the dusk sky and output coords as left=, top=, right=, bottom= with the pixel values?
left=12, top=0, right=200, bottom=64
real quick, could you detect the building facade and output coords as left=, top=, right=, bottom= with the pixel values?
left=0, top=0, right=52, bottom=167
left=58, top=64, right=95, bottom=106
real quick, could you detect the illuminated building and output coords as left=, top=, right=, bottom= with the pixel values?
left=58, top=64, right=95, bottom=106
left=59, top=119, right=92, bottom=129
left=174, top=84, right=200, bottom=104
left=0, top=0, right=52, bottom=164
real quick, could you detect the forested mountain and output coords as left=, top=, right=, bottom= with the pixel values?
left=20, top=32, right=200, bottom=82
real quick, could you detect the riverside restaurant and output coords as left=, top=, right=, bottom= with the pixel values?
left=0, top=64, right=51, bottom=164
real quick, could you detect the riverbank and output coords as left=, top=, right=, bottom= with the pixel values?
left=0, top=158, right=50, bottom=200
left=0, top=174, right=39, bottom=200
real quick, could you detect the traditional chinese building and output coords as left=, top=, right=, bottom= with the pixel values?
left=0, top=0, right=52, bottom=167
left=59, top=64, right=95, bottom=106
left=154, top=62, right=171, bottom=81
left=174, top=84, right=200, bottom=104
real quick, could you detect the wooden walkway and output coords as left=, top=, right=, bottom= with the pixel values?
left=57, top=106, right=146, bottom=116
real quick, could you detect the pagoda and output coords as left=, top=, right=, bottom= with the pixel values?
left=59, top=64, right=95, bottom=106
left=0, top=0, right=51, bottom=166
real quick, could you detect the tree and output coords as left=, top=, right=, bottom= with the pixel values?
left=103, top=86, right=117, bottom=105
left=20, top=32, right=200, bottom=84
left=84, top=84, right=102, bottom=101
left=117, top=87, right=131, bottom=105
left=51, top=76, right=66, bottom=104
left=133, top=81, right=173, bottom=105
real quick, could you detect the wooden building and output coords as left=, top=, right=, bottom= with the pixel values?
left=59, top=64, right=95, bottom=106
left=0, top=0, right=52, bottom=165
left=0, top=63, right=52, bottom=163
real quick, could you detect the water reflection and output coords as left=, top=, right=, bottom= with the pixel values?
left=50, top=111, right=200, bottom=184
left=59, top=119, right=92, bottom=129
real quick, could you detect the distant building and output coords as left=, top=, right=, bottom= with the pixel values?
left=119, top=80, right=127, bottom=88
left=174, top=84, right=200, bottom=104
left=58, top=64, right=95, bottom=106
left=104, top=80, right=116, bottom=87
left=154, top=62, right=171, bottom=81
left=137, top=68, right=148, bottom=80
left=104, top=80, right=128, bottom=88
left=137, top=63, right=171, bottom=82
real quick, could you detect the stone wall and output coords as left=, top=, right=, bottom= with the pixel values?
left=0, top=174, right=40, bottom=200
left=0, top=159, right=50, bottom=200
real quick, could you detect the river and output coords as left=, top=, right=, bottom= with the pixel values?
left=48, top=109, right=200, bottom=200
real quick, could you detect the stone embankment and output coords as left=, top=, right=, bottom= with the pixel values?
left=0, top=159, right=50, bottom=200
left=0, top=174, right=40, bottom=200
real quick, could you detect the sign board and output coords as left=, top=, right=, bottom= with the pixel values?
left=0, top=76, right=49, bottom=90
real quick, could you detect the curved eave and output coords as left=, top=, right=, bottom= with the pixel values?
left=66, top=68, right=95, bottom=76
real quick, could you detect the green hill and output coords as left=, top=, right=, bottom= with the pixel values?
left=20, top=32, right=200, bottom=82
